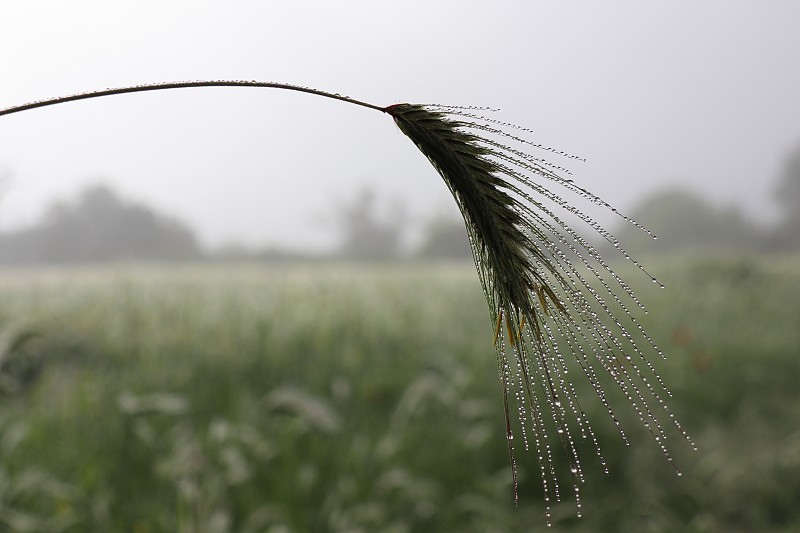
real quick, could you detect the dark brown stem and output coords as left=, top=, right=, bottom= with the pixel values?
left=0, top=80, right=389, bottom=117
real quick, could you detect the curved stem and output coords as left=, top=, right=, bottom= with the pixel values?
left=0, top=80, right=389, bottom=118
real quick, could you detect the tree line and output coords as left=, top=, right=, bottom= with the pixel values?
left=610, top=141, right=800, bottom=254
left=0, top=140, right=798, bottom=264
left=0, top=183, right=473, bottom=265
left=0, top=185, right=200, bottom=264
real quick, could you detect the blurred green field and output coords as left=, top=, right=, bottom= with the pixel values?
left=0, top=256, right=799, bottom=532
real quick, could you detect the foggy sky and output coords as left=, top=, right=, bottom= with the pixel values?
left=1, top=1, right=799, bottom=251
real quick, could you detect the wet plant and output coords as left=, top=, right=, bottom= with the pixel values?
left=0, top=81, right=695, bottom=522
left=0, top=323, right=43, bottom=397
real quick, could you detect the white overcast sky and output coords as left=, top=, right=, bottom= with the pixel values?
left=1, top=1, right=798, bottom=251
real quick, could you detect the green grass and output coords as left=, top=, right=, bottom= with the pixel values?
left=0, top=256, right=799, bottom=532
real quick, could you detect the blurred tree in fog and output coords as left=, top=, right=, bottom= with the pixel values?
left=415, top=214, right=473, bottom=260
left=771, top=142, right=800, bottom=250
left=334, top=188, right=404, bottom=260
left=612, top=188, right=759, bottom=254
left=0, top=184, right=200, bottom=264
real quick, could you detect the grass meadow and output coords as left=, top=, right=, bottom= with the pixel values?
left=0, top=255, right=798, bottom=532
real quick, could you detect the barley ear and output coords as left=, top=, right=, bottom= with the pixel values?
left=385, top=102, right=694, bottom=521
left=386, top=103, right=562, bottom=338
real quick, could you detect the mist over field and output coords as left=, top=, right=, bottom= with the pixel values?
left=1, top=1, right=799, bottom=253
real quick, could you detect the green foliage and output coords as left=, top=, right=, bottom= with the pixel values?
left=0, top=323, right=42, bottom=397
left=0, top=258, right=797, bottom=531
